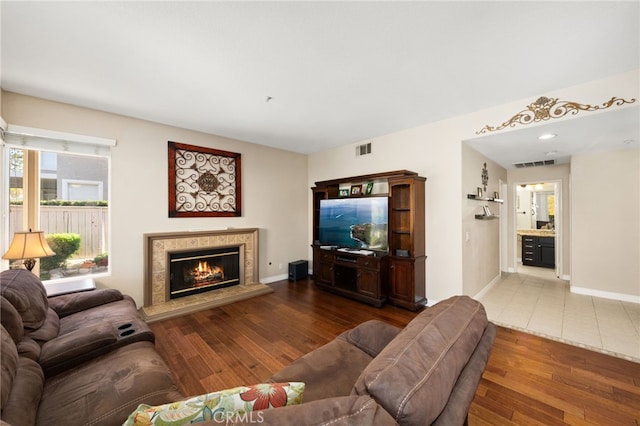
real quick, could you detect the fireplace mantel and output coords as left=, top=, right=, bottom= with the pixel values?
left=141, top=228, right=272, bottom=322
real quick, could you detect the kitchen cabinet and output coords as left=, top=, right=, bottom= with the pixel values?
left=522, top=235, right=555, bottom=268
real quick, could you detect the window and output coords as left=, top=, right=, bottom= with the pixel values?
left=2, top=125, right=115, bottom=282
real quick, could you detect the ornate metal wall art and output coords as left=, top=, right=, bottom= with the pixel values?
left=168, top=141, right=241, bottom=217
left=481, top=162, right=488, bottom=192
left=476, top=96, right=636, bottom=134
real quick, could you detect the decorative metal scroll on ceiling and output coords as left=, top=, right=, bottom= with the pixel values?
left=476, top=96, right=636, bottom=135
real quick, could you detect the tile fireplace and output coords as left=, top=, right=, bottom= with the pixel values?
left=142, top=228, right=273, bottom=322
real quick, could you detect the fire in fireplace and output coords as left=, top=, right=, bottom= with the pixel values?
left=169, top=246, right=240, bottom=299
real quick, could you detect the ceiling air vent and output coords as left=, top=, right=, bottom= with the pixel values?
left=356, top=142, right=372, bottom=156
left=514, top=159, right=555, bottom=168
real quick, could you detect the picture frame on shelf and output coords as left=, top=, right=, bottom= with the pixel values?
left=351, top=184, right=362, bottom=196
left=493, top=191, right=500, bottom=199
left=477, top=187, right=483, bottom=198
left=364, top=182, right=374, bottom=195
left=483, top=205, right=492, bottom=216
left=339, top=189, right=350, bottom=197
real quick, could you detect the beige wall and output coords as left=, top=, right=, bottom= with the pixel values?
left=309, top=70, right=638, bottom=303
left=308, top=118, right=467, bottom=303
left=571, top=149, right=639, bottom=299
left=462, top=144, right=507, bottom=296
left=3, top=70, right=637, bottom=305
left=2, top=92, right=309, bottom=306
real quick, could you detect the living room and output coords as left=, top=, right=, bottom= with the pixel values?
left=1, top=2, right=639, bottom=425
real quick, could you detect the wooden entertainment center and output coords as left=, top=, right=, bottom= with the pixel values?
left=311, top=170, right=426, bottom=310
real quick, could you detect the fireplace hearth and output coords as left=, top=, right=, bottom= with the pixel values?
left=142, top=228, right=273, bottom=322
left=169, top=246, right=240, bottom=299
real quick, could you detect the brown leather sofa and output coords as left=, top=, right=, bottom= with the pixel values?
left=239, top=295, right=496, bottom=425
left=2, top=268, right=494, bottom=426
left=0, top=269, right=182, bottom=426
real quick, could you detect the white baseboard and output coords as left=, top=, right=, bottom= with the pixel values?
left=260, top=273, right=289, bottom=284
left=570, top=286, right=640, bottom=304
left=473, top=273, right=503, bottom=301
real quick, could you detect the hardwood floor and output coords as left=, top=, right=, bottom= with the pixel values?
left=150, top=279, right=640, bottom=425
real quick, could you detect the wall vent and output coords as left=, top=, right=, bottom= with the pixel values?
left=356, top=142, right=372, bottom=156
left=514, top=159, right=555, bottom=168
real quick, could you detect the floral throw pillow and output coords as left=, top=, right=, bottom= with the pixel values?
left=123, top=382, right=304, bottom=425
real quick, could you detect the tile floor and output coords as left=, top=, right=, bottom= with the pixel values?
left=480, top=264, right=640, bottom=363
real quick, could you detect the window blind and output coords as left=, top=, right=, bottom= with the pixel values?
left=2, top=125, right=116, bottom=157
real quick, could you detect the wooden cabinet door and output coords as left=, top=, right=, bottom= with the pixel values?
left=538, top=237, right=555, bottom=268
left=314, top=248, right=334, bottom=285
left=389, top=258, right=414, bottom=302
left=357, top=269, right=379, bottom=298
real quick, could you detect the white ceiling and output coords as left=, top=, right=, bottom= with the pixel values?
left=1, top=1, right=638, bottom=165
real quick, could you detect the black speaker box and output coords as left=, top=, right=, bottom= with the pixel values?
left=288, top=260, right=308, bottom=281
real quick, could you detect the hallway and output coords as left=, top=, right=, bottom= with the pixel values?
left=480, top=265, right=640, bottom=363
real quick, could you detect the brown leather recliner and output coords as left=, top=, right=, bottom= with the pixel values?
left=236, top=295, right=496, bottom=425
left=0, top=269, right=154, bottom=377
left=0, top=269, right=182, bottom=426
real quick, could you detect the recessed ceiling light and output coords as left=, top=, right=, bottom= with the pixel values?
left=538, top=133, right=557, bottom=140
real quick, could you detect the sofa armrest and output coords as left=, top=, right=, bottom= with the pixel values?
left=39, top=322, right=117, bottom=375
left=232, top=396, right=398, bottom=426
left=432, top=322, right=497, bottom=426
left=48, top=288, right=123, bottom=317
left=344, top=320, right=402, bottom=357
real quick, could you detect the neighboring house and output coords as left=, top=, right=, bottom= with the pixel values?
left=10, top=150, right=108, bottom=202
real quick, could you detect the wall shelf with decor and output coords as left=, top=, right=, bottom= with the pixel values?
left=469, top=200, right=499, bottom=221
left=474, top=214, right=500, bottom=220
left=467, top=194, right=504, bottom=203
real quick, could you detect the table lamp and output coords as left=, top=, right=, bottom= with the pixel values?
left=2, top=230, right=56, bottom=271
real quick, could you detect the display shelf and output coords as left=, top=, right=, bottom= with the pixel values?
left=312, top=170, right=425, bottom=310
left=474, top=214, right=500, bottom=220
left=467, top=194, right=503, bottom=203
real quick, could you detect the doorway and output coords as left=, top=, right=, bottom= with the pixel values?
left=512, top=180, right=562, bottom=278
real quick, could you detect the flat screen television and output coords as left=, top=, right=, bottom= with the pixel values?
left=318, top=197, right=388, bottom=251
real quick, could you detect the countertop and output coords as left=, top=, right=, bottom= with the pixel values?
left=517, top=229, right=556, bottom=237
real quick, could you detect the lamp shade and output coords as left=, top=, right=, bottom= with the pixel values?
left=2, top=230, right=56, bottom=260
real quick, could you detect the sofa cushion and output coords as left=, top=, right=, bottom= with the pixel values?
left=1, top=325, right=45, bottom=426
left=124, top=382, right=304, bottom=425
left=17, top=337, right=41, bottom=362
left=37, top=341, right=182, bottom=426
left=269, top=335, right=374, bottom=403
left=352, top=296, right=488, bottom=426
left=0, top=296, right=24, bottom=344
left=344, top=320, right=402, bottom=358
left=1, top=357, right=44, bottom=426
left=48, top=288, right=123, bottom=318
left=1, top=326, right=18, bottom=410
left=24, top=308, right=59, bottom=343
left=57, top=297, right=142, bottom=336
left=1, top=296, right=41, bottom=360
left=0, top=269, right=49, bottom=330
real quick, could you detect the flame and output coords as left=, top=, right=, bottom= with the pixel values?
left=190, top=261, right=224, bottom=285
